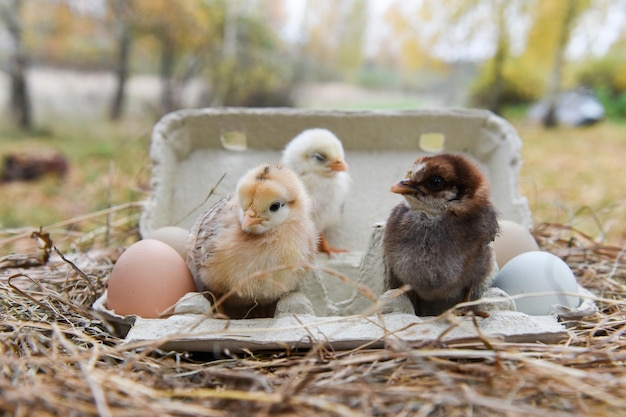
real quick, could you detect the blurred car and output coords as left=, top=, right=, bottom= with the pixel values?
left=528, top=88, right=605, bottom=127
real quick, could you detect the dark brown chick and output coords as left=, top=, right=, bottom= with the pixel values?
left=382, top=153, right=499, bottom=316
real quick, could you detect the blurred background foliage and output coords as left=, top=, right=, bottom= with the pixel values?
left=1, top=0, right=625, bottom=128
left=0, top=0, right=625, bottom=244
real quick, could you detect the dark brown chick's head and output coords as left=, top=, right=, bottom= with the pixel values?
left=391, top=154, right=490, bottom=218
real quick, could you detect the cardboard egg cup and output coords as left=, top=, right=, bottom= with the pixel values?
left=93, top=108, right=596, bottom=352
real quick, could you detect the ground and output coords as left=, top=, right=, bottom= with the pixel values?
left=0, top=69, right=625, bottom=416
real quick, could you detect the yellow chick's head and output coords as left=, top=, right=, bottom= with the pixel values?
left=236, top=163, right=311, bottom=234
left=282, top=128, right=348, bottom=178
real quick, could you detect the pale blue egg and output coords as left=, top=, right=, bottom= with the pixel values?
left=493, top=251, right=580, bottom=315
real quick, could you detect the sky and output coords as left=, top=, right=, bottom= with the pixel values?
left=280, top=0, right=626, bottom=62
left=567, top=1, right=626, bottom=59
left=3, top=0, right=625, bottom=64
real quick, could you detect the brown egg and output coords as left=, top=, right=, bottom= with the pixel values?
left=494, top=220, right=540, bottom=269
left=106, top=239, right=196, bottom=318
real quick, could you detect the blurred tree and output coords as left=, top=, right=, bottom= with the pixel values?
left=130, top=0, right=294, bottom=112
left=129, top=0, right=293, bottom=112
left=335, top=1, right=367, bottom=80
left=296, top=0, right=367, bottom=82
left=108, top=0, right=134, bottom=120
left=386, top=0, right=532, bottom=113
left=384, top=2, right=450, bottom=74
left=132, top=0, right=213, bottom=114
left=484, top=0, right=515, bottom=114
left=0, top=0, right=32, bottom=130
left=207, top=2, right=295, bottom=107
left=536, top=0, right=589, bottom=127
left=196, top=0, right=296, bottom=107
left=23, top=1, right=112, bottom=69
left=447, top=0, right=532, bottom=114
left=384, top=0, right=618, bottom=121
left=209, top=0, right=240, bottom=106
left=575, top=37, right=626, bottom=119
left=470, top=56, right=543, bottom=108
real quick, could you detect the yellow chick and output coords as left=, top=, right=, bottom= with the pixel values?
left=186, top=163, right=317, bottom=318
left=281, top=128, right=350, bottom=255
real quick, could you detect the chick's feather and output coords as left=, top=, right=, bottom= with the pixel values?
left=383, top=153, right=499, bottom=316
left=187, top=163, right=317, bottom=314
left=282, top=128, right=350, bottom=254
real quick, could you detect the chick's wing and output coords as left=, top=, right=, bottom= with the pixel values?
left=187, top=194, right=237, bottom=276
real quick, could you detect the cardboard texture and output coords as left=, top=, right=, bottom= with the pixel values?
left=95, top=108, right=594, bottom=352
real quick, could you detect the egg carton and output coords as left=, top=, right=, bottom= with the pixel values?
left=94, top=108, right=595, bottom=351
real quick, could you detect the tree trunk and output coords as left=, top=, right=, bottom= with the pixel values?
left=10, top=54, right=31, bottom=129
left=159, top=34, right=176, bottom=114
left=1, top=0, right=32, bottom=130
left=487, top=3, right=508, bottom=115
left=109, top=27, right=131, bottom=120
left=209, top=0, right=240, bottom=107
left=109, top=0, right=133, bottom=121
left=542, top=1, right=580, bottom=128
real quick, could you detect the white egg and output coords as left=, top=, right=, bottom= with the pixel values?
left=493, top=251, right=580, bottom=315
left=494, top=220, right=539, bottom=268
left=145, top=226, right=189, bottom=260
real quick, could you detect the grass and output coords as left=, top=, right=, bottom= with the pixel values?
left=0, top=117, right=153, bottom=252
left=513, top=120, right=626, bottom=245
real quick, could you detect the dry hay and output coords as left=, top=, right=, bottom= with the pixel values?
left=1, top=206, right=626, bottom=417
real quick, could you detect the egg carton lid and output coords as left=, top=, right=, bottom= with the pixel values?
left=94, top=108, right=596, bottom=352
left=140, top=107, right=532, bottom=244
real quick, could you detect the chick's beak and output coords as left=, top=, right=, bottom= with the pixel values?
left=327, top=159, right=348, bottom=172
left=391, top=180, right=419, bottom=195
left=242, top=208, right=263, bottom=229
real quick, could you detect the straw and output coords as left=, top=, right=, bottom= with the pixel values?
left=1, top=214, right=625, bottom=416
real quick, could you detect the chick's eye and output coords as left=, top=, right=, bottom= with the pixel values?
left=269, top=201, right=283, bottom=212
left=312, top=152, right=326, bottom=162
left=426, top=176, right=446, bottom=191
